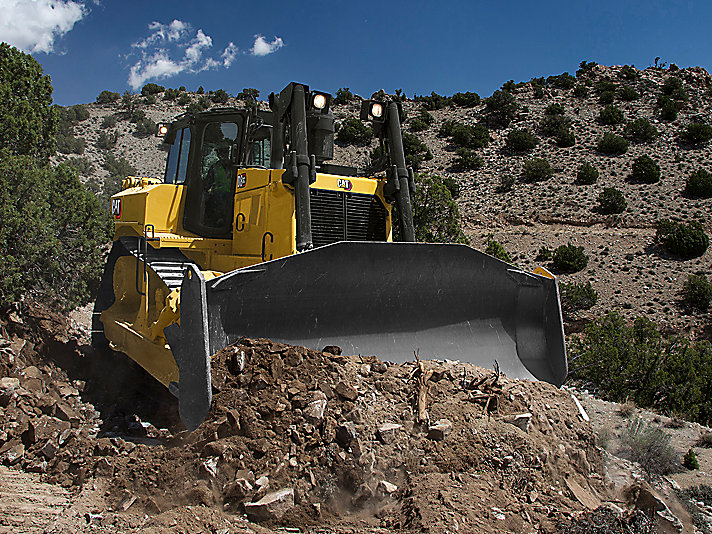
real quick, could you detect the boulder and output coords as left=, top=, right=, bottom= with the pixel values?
left=244, top=488, right=295, bottom=521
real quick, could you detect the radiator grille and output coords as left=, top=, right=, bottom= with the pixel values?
left=310, top=189, right=387, bottom=248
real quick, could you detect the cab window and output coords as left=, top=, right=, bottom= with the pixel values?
left=251, top=138, right=271, bottom=167
left=164, top=127, right=191, bottom=184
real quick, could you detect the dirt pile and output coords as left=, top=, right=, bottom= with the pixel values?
left=0, top=305, right=617, bottom=532
left=9, top=304, right=711, bottom=533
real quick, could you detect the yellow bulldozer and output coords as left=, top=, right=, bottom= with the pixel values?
left=93, top=82, right=567, bottom=430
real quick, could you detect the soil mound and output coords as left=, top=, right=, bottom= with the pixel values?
left=0, top=306, right=609, bottom=532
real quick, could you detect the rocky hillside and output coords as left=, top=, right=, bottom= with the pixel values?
left=56, top=63, right=712, bottom=338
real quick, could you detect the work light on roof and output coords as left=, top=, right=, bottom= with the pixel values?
left=370, top=102, right=383, bottom=118
left=312, top=93, right=327, bottom=110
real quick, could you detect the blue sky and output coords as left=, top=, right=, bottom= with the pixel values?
left=1, top=0, right=711, bottom=106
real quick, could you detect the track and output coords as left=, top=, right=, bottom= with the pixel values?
left=0, top=467, right=70, bottom=533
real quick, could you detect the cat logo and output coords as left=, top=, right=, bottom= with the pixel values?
left=110, top=198, right=122, bottom=219
left=237, top=173, right=247, bottom=189
left=337, top=178, right=353, bottom=191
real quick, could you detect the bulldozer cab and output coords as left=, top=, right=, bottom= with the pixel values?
left=169, top=111, right=247, bottom=239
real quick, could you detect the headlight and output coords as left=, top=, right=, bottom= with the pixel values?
left=156, top=123, right=169, bottom=137
left=370, top=102, right=383, bottom=118
left=312, top=93, right=327, bottom=110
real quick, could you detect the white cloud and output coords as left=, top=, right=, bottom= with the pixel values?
left=221, top=42, right=238, bottom=67
left=133, top=19, right=189, bottom=49
left=0, top=0, right=87, bottom=54
left=127, top=23, right=283, bottom=89
left=127, top=21, right=227, bottom=89
left=251, top=35, right=283, bottom=56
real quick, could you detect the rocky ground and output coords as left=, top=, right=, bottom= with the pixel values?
left=1, top=305, right=712, bottom=533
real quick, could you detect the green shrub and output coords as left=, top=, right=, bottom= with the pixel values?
left=401, top=132, right=432, bottom=170
left=506, top=129, right=538, bottom=152
left=568, top=311, right=712, bottom=425
left=521, top=158, right=553, bottom=182
left=56, top=133, right=86, bottom=155
left=536, top=245, right=552, bottom=261
left=656, top=219, right=709, bottom=258
left=546, top=72, right=576, bottom=89
left=682, top=274, right=712, bottom=310
left=129, top=108, right=146, bottom=123
left=121, top=91, right=135, bottom=111
left=197, top=86, right=204, bottom=94
left=532, top=84, right=544, bottom=99
left=441, top=175, right=460, bottom=199
left=0, top=43, right=57, bottom=160
left=409, top=109, right=434, bottom=132
left=415, top=92, right=451, bottom=110
left=598, top=187, right=627, bottom=214
left=163, top=88, right=179, bottom=100
left=96, top=90, right=120, bottom=104
left=630, top=155, right=661, bottom=183
left=102, top=153, right=137, bottom=198
left=338, top=118, right=371, bottom=145
left=237, top=88, right=259, bottom=100
left=141, top=83, right=164, bottom=96
left=618, top=85, right=639, bottom=101
left=497, top=174, right=515, bottom=192
left=96, top=131, right=118, bottom=150
left=540, top=114, right=570, bottom=137
left=454, top=148, right=484, bottom=170
left=619, top=65, right=640, bottom=81
left=211, top=88, right=229, bottom=104
left=410, top=174, right=468, bottom=244
left=101, top=115, right=117, bottom=129
left=596, top=78, right=617, bottom=94
left=561, top=281, right=598, bottom=313
left=573, top=84, right=588, bottom=98
left=70, top=104, right=89, bottom=121
left=679, top=123, right=712, bottom=145
left=545, top=103, right=565, bottom=115
left=144, top=94, right=156, bottom=105
left=685, top=169, right=712, bottom=198
left=683, top=449, right=699, bottom=470
left=663, top=77, right=688, bottom=101
left=333, top=87, right=353, bottom=105
left=598, top=91, right=615, bottom=105
left=177, top=92, right=191, bottom=106
left=576, top=162, right=599, bottom=185
left=658, top=95, right=681, bottom=121
left=597, top=132, right=629, bottom=155
left=65, top=157, right=94, bottom=176
left=599, top=105, right=624, bottom=125
left=451, top=91, right=480, bottom=107
left=485, top=90, right=518, bottom=127
left=623, top=417, right=677, bottom=476
left=624, top=118, right=658, bottom=143
left=576, top=61, right=598, bottom=77
left=553, top=244, right=588, bottom=272
left=440, top=120, right=490, bottom=149
left=556, top=129, right=576, bottom=147
left=484, top=238, right=512, bottom=263
left=0, top=154, right=112, bottom=310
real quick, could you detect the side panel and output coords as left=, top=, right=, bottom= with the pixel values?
left=113, top=183, right=186, bottom=237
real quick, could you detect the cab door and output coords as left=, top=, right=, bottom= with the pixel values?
left=183, top=114, right=245, bottom=238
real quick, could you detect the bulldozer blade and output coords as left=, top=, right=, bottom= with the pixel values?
left=201, top=241, right=567, bottom=385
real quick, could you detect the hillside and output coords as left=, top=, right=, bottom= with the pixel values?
left=56, top=63, right=712, bottom=340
